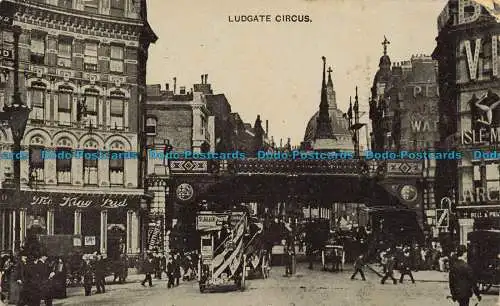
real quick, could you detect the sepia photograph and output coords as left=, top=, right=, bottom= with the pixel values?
left=0, top=0, right=499, bottom=305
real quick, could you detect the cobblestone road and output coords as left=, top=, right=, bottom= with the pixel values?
left=52, top=264, right=499, bottom=306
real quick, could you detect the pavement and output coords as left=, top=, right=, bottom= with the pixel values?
left=44, top=263, right=498, bottom=306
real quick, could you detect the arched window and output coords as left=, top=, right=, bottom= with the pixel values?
left=55, top=137, right=73, bottom=184
left=109, top=141, right=125, bottom=185
left=29, top=135, right=46, bottom=183
left=145, top=117, right=157, bottom=135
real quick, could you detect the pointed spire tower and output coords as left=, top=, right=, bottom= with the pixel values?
left=327, top=66, right=337, bottom=110
left=314, top=56, right=334, bottom=140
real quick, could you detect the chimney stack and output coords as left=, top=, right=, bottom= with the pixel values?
left=165, top=83, right=169, bottom=91
left=265, top=120, right=269, bottom=136
left=173, top=77, right=177, bottom=94
left=201, top=75, right=204, bottom=84
left=205, top=74, right=208, bottom=84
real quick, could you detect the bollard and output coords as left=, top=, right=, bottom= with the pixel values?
left=291, top=253, right=296, bottom=275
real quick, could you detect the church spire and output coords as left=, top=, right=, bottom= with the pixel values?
left=382, top=36, right=390, bottom=55
left=326, top=66, right=337, bottom=110
left=314, top=56, right=334, bottom=140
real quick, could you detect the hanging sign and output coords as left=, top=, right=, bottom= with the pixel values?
left=84, top=236, right=96, bottom=246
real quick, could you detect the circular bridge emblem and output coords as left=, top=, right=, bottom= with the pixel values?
left=176, top=183, right=194, bottom=201
left=399, top=185, right=418, bottom=202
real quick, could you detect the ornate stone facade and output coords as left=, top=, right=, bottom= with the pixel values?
left=0, top=0, right=157, bottom=257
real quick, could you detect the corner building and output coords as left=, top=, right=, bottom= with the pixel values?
left=0, top=0, right=157, bottom=259
left=433, top=0, right=500, bottom=245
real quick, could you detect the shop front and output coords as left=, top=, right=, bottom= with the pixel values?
left=0, top=190, right=147, bottom=258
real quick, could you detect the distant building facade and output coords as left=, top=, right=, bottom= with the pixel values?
left=433, top=0, right=500, bottom=245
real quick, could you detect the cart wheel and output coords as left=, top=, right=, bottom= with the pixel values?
left=240, top=256, right=246, bottom=291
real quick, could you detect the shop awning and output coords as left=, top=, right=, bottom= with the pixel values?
left=0, top=189, right=151, bottom=211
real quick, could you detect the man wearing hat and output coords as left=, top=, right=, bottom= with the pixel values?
left=448, top=245, right=481, bottom=306
left=37, top=253, right=55, bottom=306
left=399, top=247, right=415, bottom=284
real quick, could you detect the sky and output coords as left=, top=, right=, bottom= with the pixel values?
left=146, top=0, right=447, bottom=145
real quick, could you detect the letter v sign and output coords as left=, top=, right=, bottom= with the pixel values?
left=436, top=209, right=449, bottom=228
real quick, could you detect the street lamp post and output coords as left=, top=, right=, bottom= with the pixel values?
left=343, top=87, right=366, bottom=158
left=0, top=25, right=31, bottom=253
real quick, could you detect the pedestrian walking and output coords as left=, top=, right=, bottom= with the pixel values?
left=380, top=254, right=397, bottom=285
left=141, top=254, right=154, bottom=287
left=94, top=254, right=106, bottom=294
left=160, top=254, right=167, bottom=279
left=350, top=254, right=366, bottom=281
left=166, top=257, right=175, bottom=288
left=174, top=254, right=181, bottom=286
left=81, top=256, right=93, bottom=296
left=448, top=245, right=481, bottom=306
left=399, top=248, right=415, bottom=284
left=37, top=254, right=54, bottom=306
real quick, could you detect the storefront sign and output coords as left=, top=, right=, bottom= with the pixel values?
left=459, top=186, right=500, bottom=202
left=458, top=210, right=500, bottom=219
left=462, top=35, right=500, bottom=81
left=21, top=191, right=144, bottom=210
left=196, top=214, right=229, bottom=231
left=84, top=236, right=96, bottom=246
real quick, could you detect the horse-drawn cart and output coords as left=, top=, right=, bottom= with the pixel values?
left=321, top=244, right=345, bottom=272
left=197, top=211, right=248, bottom=292
left=467, top=230, right=500, bottom=293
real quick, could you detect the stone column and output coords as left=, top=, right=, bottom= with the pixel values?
left=47, top=209, right=55, bottom=235
left=11, top=210, right=16, bottom=251
left=458, top=218, right=474, bottom=246
left=126, top=210, right=133, bottom=253
left=100, top=210, right=108, bottom=254
left=74, top=210, right=81, bottom=235
left=1, top=210, right=5, bottom=250
left=19, top=209, right=26, bottom=247
left=132, top=211, right=140, bottom=253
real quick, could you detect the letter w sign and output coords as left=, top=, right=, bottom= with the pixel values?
left=436, top=209, right=449, bottom=228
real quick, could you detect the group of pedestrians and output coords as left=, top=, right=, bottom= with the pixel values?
left=1, top=252, right=65, bottom=306
left=141, top=252, right=184, bottom=289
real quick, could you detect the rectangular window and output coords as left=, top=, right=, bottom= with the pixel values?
left=83, top=149, right=98, bottom=185
left=30, top=34, right=45, bottom=65
left=110, top=99, right=124, bottom=129
left=83, top=0, right=99, bottom=13
left=58, top=0, right=73, bottom=9
left=85, top=95, right=98, bottom=126
left=56, top=148, right=72, bottom=184
left=58, top=93, right=72, bottom=125
left=110, top=0, right=125, bottom=17
left=145, top=117, right=157, bottom=135
left=110, top=45, right=124, bottom=73
left=486, top=163, right=498, bottom=180
left=29, top=147, right=44, bottom=182
left=109, top=151, right=124, bottom=185
left=84, top=41, right=98, bottom=71
left=57, top=39, right=72, bottom=68
left=30, top=89, right=45, bottom=121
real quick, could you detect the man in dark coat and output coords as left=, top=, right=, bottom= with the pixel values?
left=141, top=254, right=154, bottom=287
left=12, top=255, right=27, bottom=306
left=94, top=254, right=106, bottom=294
left=350, top=254, right=366, bottom=281
left=81, top=257, right=93, bottom=296
left=23, top=257, right=42, bottom=306
left=173, top=254, right=181, bottom=286
left=380, top=254, right=397, bottom=285
left=399, top=248, right=415, bottom=284
left=448, top=245, right=481, bottom=306
left=166, top=257, right=175, bottom=288
left=36, top=255, right=54, bottom=306
left=160, top=254, right=167, bottom=279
